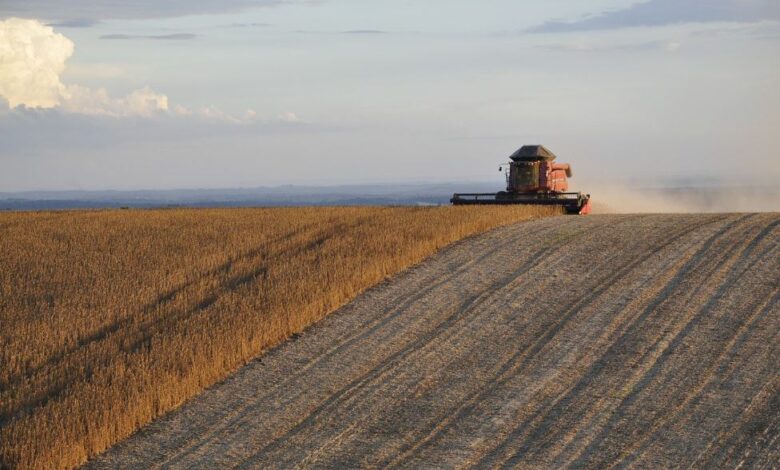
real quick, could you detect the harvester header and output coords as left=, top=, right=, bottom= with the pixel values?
left=451, top=145, right=591, bottom=214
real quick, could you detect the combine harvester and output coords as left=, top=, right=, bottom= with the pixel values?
left=451, top=145, right=592, bottom=214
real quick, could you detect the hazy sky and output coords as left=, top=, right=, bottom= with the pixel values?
left=0, top=0, right=778, bottom=191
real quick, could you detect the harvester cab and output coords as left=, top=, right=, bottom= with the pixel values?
left=451, top=145, right=591, bottom=215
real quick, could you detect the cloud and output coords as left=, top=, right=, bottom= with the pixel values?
left=532, top=0, right=780, bottom=32
left=0, top=0, right=297, bottom=22
left=47, top=18, right=100, bottom=28
left=226, top=22, right=272, bottom=28
left=277, top=111, right=299, bottom=122
left=0, top=18, right=73, bottom=108
left=171, top=104, right=258, bottom=124
left=100, top=33, right=197, bottom=40
left=292, top=29, right=391, bottom=36
left=60, top=85, right=169, bottom=117
left=536, top=39, right=683, bottom=53
left=341, top=30, right=388, bottom=35
left=0, top=18, right=166, bottom=116
left=0, top=18, right=244, bottom=120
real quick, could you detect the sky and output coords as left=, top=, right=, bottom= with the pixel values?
left=0, top=0, right=778, bottom=192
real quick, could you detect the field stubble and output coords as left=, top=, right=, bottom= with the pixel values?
left=85, top=213, right=780, bottom=469
left=0, top=206, right=555, bottom=469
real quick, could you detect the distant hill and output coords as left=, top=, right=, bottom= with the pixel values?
left=1, top=183, right=777, bottom=212
left=0, top=183, right=497, bottom=210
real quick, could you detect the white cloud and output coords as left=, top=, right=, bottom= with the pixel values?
left=278, top=111, right=299, bottom=122
left=0, top=18, right=73, bottom=108
left=172, top=104, right=263, bottom=123
left=60, top=85, right=169, bottom=117
left=0, top=18, right=252, bottom=121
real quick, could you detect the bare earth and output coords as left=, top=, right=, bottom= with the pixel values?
left=86, top=214, right=780, bottom=469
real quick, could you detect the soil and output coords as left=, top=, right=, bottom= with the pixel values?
left=85, top=214, right=780, bottom=469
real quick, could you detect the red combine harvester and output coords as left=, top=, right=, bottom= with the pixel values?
left=451, top=145, right=591, bottom=215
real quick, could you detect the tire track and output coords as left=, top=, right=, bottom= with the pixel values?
left=235, top=246, right=556, bottom=469
left=154, top=217, right=587, bottom=468
left=478, top=214, right=764, bottom=468
left=229, top=216, right=629, bottom=467
left=84, top=214, right=780, bottom=470
left=380, top=215, right=727, bottom=468
left=233, top=216, right=656, bottom=468
left=597, top=220, right=780, bottom=469
left=612, top=287, right=780, bottom=469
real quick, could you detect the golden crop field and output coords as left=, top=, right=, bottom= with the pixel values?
left=0, top=205, right=556, bottom=469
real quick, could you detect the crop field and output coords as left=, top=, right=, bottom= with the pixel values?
left=85, top=213, right=779, bottom=469
left=0, top=206, right=555, bottom=469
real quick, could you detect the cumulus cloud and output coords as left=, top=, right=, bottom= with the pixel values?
left=533, top=0, right=780, bottom=32
left=0, top=18, right=248, bottom=120
left=0, top=18, right=73, bottom=108
left=60, top=85, right=169, bottom=117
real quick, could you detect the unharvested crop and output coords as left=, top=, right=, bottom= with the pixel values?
left=0, top=206, right=555, bottom=469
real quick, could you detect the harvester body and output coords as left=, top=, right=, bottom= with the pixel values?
left=451, top=145, right=591, bottom=214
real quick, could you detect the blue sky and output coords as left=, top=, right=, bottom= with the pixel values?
left=0, top=0, right=778, bottom=191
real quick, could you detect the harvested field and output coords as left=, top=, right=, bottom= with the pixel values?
left=85, top=213, right=779, bottom=469
left=0, top=206, right=555, bottom=469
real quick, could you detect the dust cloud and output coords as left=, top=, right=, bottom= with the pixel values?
left=590, top=185, right=780, bottom=214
